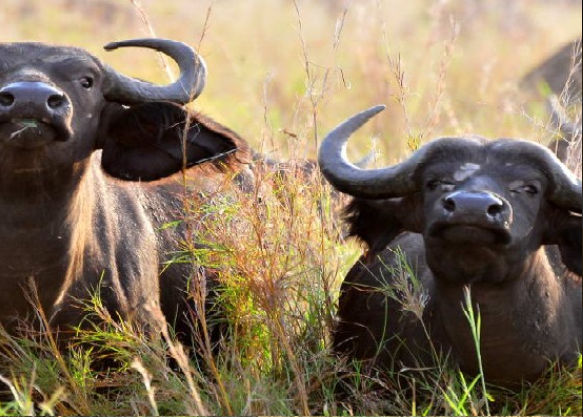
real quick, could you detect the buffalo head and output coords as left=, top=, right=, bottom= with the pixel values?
left=319, top=106, right=582, bottom=284
left=0, top=38, right=236, bottom=187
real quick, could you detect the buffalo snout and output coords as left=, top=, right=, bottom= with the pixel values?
left=441, top=191, right=509, bottom=224
left=428, top=190, right=513, bottom=245
left=0, top=81, right=73, bottom=145
left=0, top=81, right=68, bottom=113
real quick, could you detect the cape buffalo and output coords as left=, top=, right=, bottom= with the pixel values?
left=0, top=39, right=248, bottom=344
left=521, top=38, right=582, bottom=104
left=520, top=38, right=582, bottom=175
left=318, top=106, right=582, bottom=386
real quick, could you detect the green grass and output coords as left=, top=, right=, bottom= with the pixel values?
left=1, top=0, right=582, bottom=415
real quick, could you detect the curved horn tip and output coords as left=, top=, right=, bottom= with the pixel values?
left=369, top=104, right=386, bottom=113
left=320, top=104, right=387, bottom=147
left=103, top=38, right=170, bottom=51
left=360, top=104, right=386, bottom=119
left=103, top=41, right=122, bottom=51
left=324, top=104, right=386, bottom=135
left=348, top=104, right=387, bottom=127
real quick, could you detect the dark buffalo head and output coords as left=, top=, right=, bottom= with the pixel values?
left=0, top=39, right=237, bottom=187
left=319, top=106, right=582, bottom=284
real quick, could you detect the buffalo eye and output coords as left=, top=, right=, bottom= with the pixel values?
left=523, top=184, right=539, bottom=195
left=510, top=183, right=540, bottom=196
left=79, top=76, right=94, bottom=89
left=426, top=180, right=455, bottom=192
left=426, top=180, right=439, bottom=191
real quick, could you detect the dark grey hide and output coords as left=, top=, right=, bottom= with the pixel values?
left=0, top=40, right=245, bottom=344
left=520, top=38, right=582, bottom=175
left=319, top=106, right=582, bottom=386
left=521, top=38, right=582, bottom=104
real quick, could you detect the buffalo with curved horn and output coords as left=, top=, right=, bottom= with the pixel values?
left=0, top=39, right=246, bottom=346
left=319, top=106, right=582, bottom=386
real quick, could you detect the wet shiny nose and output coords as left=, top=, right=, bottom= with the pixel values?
left=0, top=81, right=69, bottom=115
left=442, top=190, right=510, bottom=224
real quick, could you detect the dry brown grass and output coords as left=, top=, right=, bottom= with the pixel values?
left=0, top=0, right=581, bottom=415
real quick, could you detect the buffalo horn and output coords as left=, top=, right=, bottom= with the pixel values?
left=320, top=106, right=582, bottom=212
left=318, top=105, right=469, bottom=199
left=102, top=38, right=206, bottom=104
left=493, top=140, right=582, bottom=213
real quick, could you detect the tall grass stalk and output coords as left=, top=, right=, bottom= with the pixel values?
left=461, top=285, right=491, bottom=416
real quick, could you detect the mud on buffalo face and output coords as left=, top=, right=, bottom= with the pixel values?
left=319, top=106, right=582, bottom=284
left=0, top=39, right=235, bottom=182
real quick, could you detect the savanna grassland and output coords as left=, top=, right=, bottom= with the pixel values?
left=0, top=0, right=581, bottom=415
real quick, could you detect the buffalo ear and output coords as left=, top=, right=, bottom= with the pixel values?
left=344, top=195, right=424, bottom=255
left=559, top=226, right=582, bottom=276
left=546, top=210, right=582, bottom=276
left=556, top=216, right=582, bottom=276
left=100, top=102, right=240, bottom=181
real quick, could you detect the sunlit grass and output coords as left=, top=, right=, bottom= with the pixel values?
left=0, top=0, right=581, bottom=415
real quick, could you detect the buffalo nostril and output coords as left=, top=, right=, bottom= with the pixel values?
left=487, top=202, right=504, bottom=216
left=47, top=93, right=65, bottom=109
left=0, top=92, right=15, bottom=107
left=443, top=197, right=456, bottom=213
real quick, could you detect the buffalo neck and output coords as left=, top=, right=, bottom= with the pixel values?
left=432, top=248, right=575, bottom=384
left=0, top=157, right=96, bottom=309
